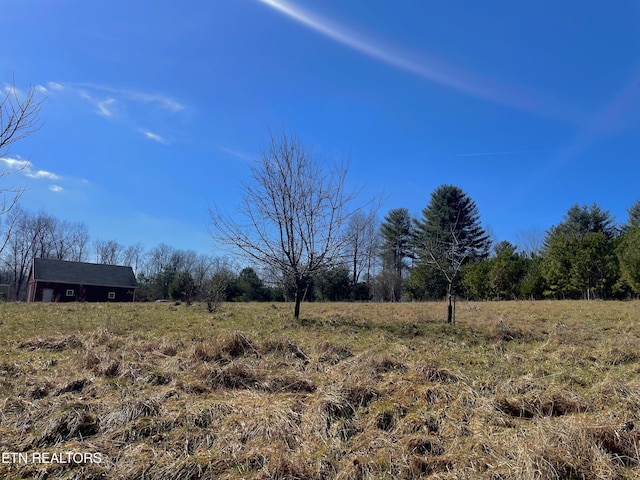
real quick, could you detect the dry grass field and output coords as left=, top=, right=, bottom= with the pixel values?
left=1, top=300, right=640, bottom=479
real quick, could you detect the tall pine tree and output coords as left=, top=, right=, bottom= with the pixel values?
left=378, top=208, right=413, bottom=301
left=413, top=185, right=491, bottom=261
left=411, top=185, right=490, bottom=322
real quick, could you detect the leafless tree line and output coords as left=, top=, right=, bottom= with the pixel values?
left=0, top=202, right=385, bottom=304
left=0, top=207, right=230, bottom=300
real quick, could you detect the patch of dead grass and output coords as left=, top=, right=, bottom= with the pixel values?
left=1, top=301, right=640, bottom=479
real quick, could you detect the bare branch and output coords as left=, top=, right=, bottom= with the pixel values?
left=209, top=132, right=373, bottom=318
left=0, top=80, right=44, bottom=223
left=0, top=81, right=43, bottom=155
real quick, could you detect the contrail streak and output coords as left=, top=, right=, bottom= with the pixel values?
left=255, top=0, right=581, bottom=122
left=456, top=148, right=572, bottom=157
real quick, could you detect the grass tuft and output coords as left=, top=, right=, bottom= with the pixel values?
left=415, top=361, right=461, bottom=384
left=261, top=337, right=310, bottom=363
left=18, top=334, right=82, bottom=351
left=35, top=404, right=100, bottom=447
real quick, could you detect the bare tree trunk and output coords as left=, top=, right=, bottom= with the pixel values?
left=294, top=280, right=304, bottom=319
left=447, top=282, right=453, bottom=324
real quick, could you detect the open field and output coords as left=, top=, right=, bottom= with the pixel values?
left=1, top=300, right=640, bottom=479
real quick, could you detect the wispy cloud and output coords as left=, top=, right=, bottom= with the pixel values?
left=73, top=83, right=185, bottom=112
left=256, top=0, right=581, bottom=122
left=0, top=156, right=61, bottom=197
left=0, top=156, right=63, bottom=181
left=44, top=82, right=185, bottom=144
left=26, top=169, right=61, bottom=180
left=44, top=81, right=65, bottom=92
left=0, top=157, right=30, bottom=171
left=7, top=82, right=50, bottom=103
left=127, top=91, right=185, bottom=113
left=96, top=98, right=116, bottom=118
left=2, top=83, right=24, bottom=97
left=218, top=146, right=258, bottom=162
left=141, top=130, right=169, bottom=144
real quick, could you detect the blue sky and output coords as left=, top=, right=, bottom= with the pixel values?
left=1, top=0, right=639, bottom=255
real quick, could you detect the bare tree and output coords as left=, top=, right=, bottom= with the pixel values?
left=143, top=243, right=175, bottom=278
left=43, top=216, right=89, bottom=261
left=344, top=209, right=378, bottom=287
left=418, top=229, right=469, bottom=324
left=1, top=208, right=90, bottom=298
left=171, top=249, right=198, bottom=274
left=0, top=81, right=43, bottom=216
left=210, top=132, right=370, bottom=319
left=2, top=207, right=38, bottom=299
left=94, top=239, right=124, bottom=265
left=64, top=221, right=90, bottom=262
left=122, top=242, right=145, bottom=274
left=202, top=257, right=235, bottom=313
left=514, top=227, right=545, bottom=257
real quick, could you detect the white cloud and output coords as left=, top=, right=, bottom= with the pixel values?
left=35, top=85, right=48, bottom=94
left=47, top=81, right=65, bottom=91
left=75, top=84, right=186, bottom=112
left=96, top=98, right=116, bottom=117
left=142, top=130, right=169, bottom=144
left=67, top=82, right=185, bottom=113
left=26, top=169, right=61, bottom=180
left=3, top=84, right=23, bottom=97
left=0, top=157, right=31, bottom=171
left=49, top=185, right=64, bottom=193
left=128, top=91, right=185, bottom=112
left=256, top=0, right=582, bottom=122
left=219, top=146, right=258, bottom=162
left=45, top=82, right=185, bottom=142
left=0, top=156, right=63, bottom=182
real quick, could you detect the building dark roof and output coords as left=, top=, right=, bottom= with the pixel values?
left=32, top=258, right=138, bottom=288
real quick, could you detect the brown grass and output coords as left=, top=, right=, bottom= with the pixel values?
left=0, top=300, right=639, bottom=479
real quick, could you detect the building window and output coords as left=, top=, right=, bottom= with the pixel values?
left=108, top=291, right=116, bottom=300
left=66, top=289, right=74, bottom=297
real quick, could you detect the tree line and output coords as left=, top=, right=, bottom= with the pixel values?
left=7, top=190, right=635, bottom=308
left=0, top=206, right=218, bottom=304
left=0, top=205, right=367, bottom=306
left=210, top=189, right=640, bottom=309
left=380, top=191, right=640, bottom=303
left=206, top=132, right=640, bottom=320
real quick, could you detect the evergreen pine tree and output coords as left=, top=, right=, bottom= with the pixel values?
left=378, top=208, right=413, bottom=301
left=411, top=184, right=490, bottom=322
left=413, top=184, right=490, bottom=262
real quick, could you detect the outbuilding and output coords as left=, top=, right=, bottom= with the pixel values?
left=26, top=258, right=137, bottom=302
